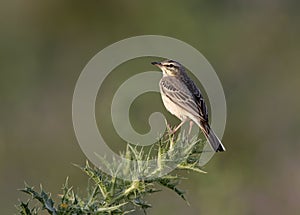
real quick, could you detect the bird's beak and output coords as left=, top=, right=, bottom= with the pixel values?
left=151, top=61, right=162, bottom=67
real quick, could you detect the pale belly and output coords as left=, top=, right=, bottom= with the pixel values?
left=161, top=93, right=188, bottom=121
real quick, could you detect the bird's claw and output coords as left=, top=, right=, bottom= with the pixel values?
left=164, top=119, right=174, bottom=135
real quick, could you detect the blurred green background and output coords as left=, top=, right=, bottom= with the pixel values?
left=1, top=0, right=300, bottom=214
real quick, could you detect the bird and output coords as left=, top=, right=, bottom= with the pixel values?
left=151, top=59, right=225, bottom=152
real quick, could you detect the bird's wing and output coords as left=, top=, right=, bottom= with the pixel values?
left=185, top=78, right=209, bottom=121
left=160, top=78, right=206, bottom=122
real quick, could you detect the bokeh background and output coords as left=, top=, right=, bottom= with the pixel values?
left=1, top=1, right=300, bottom=214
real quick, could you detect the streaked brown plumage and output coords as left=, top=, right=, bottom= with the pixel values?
left=152, top=59, right=225, bottom=152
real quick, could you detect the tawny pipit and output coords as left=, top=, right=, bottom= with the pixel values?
left=152, top=59, right=225, bottom=152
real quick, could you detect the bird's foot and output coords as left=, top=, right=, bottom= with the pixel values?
left=164, top=119, right=175, bottom=136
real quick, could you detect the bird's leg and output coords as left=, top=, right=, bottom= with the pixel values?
left=164, top=119, right=173, bottom=133
left=169, top=119, right=187, bottom=135
left=188, top=120, right=194, bottom=135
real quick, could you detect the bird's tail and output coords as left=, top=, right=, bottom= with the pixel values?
left=199, top=121, right=226, bottom=152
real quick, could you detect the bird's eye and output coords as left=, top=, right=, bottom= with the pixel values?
left=167, top=64, right=174, bottom=68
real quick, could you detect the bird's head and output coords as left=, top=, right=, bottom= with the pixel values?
left=151, top=59, right=185, bottom=77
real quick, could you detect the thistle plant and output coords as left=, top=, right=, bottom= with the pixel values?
left=16, top=133, right=207, bottom=214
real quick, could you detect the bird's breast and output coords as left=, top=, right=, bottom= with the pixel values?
left=160, top=90, right=186, bottom=121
